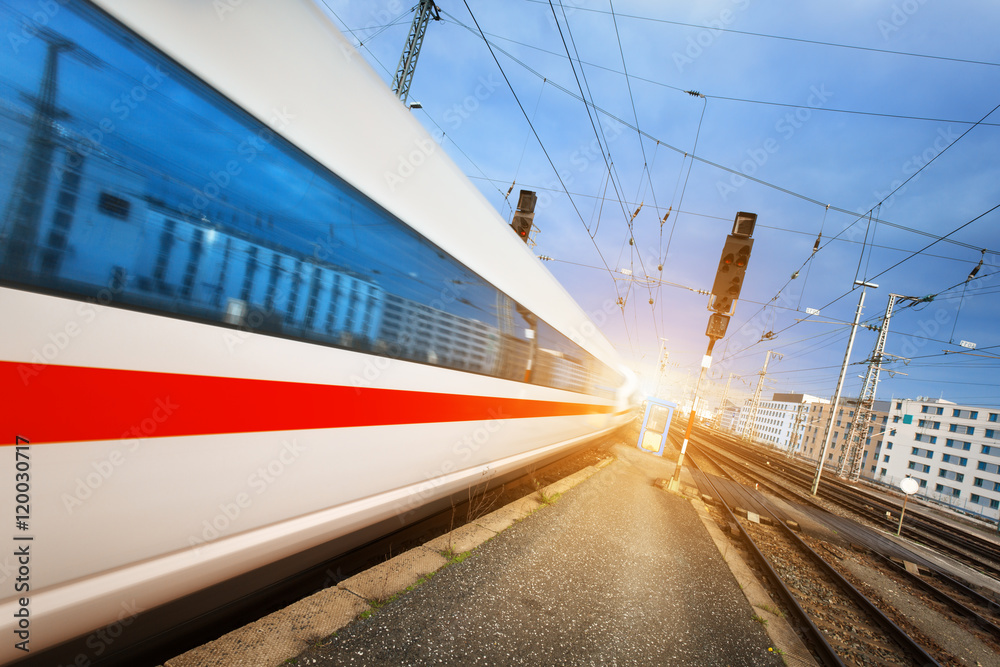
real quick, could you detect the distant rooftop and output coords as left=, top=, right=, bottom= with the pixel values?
left=771, top=393, right=830, bottom=404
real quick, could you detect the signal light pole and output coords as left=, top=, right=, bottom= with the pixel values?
left=669, top=212, right=756, bottom=492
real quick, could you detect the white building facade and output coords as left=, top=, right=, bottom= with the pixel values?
left=736, top=393, right=829, bottom=453
left=876, top=397, right=1000, bottom=521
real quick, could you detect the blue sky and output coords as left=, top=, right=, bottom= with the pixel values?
left=321, top=0, right=1000, bottom=408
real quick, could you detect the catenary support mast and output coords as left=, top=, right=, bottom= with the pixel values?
left=839, top=293, right=917, bottom=481
left=391, top=0, right=440, bottom=106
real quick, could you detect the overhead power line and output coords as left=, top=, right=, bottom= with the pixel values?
left=444, top=13, right=999, bottom=257
left=462, top=24, right=1000, bottom=128
left=522, top=0, right=1000, bottom=69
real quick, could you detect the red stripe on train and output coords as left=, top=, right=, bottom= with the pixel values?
left=1, top=361, right=613, bottom=445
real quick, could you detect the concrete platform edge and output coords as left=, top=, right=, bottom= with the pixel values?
left=164, top=457, right=614, bottom=667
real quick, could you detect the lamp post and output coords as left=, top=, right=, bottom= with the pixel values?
left=897, top=477, right=919, bottom=536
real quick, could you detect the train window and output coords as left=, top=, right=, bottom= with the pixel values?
left=0, top=0, right=621, bottom=396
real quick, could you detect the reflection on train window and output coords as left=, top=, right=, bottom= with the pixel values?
left=0, top=0, right=621, bottom=396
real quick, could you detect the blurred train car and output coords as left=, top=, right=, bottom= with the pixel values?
left=0, top=0, right=635, bottom=662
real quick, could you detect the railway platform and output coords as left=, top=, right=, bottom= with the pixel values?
left=166, top=443, right=795, bottom=666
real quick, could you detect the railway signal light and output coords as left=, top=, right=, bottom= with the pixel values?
left=709, top=215, right=756, bottom=314
left=706, top=312, right=730, bottom=339
left=510, top=189, right=536, bottom=243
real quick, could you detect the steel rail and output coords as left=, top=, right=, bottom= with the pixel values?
left=689, top=445, right=943, bottom=667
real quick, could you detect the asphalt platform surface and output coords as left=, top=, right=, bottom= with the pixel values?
left=294, top=444, right=782, bottom=666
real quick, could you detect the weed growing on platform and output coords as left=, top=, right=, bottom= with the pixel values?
left=538, top=489, right=561, bottom=505
left=759, top=604, right=784, bottom=618
left=752, top=613, right=768, bottom=627
left=467, top=480, right=503, bottom=523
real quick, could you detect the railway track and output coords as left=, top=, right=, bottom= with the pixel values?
left=694, top=424, right=1000, bottom=580
left=688, top=446, right=941, bottom=666
left=683, top=429, right=1000, bottom=665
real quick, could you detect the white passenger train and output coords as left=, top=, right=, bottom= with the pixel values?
left=0, top=0, right=635, bottom=661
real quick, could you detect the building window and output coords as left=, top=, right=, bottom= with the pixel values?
left=914, top=433, right=937, bottom=444
left=934, top=483, right=960, bottom=498
left=983, top=445, right=1000, bottom=457
left=911, top=447, right=933, bottom=459
left=908, top=461, right=931, bottom=473
left=887, top=442, right=893, bottom=449
left=938, top=469, right=964, bottom=482
left=990, top=413, right=998, bottom=422
left=896, top=402, right=902, bottom=410
left=950, top=424, right=974, bottom=435
left=978, top=461, right=1000, bottom=474
left=98, top=192, right=131, bottom=219
left=941, top=454, right=967, bottom=466
left=971, top=494, right=1000, bottom=510
left=883, top=455, right=890, bottom=462
left=953, top=409, right=979, bottom=419
left=945, top=439, right=971, bottom=451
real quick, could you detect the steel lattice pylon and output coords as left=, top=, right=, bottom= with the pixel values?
left=391, top=0, right=440, bottom=106
left=839, top=293, right=916, bottom=480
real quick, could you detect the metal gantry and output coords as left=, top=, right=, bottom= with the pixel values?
left=391, top=0, right=440, bottom=106
left=742, top=350, right=781, bottom=443
left=713, top=373, right=735, bottom=429
left=839, top=293, right=917, bottom=481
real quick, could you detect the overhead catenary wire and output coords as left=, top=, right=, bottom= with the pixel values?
left=550, top=0, right=659, bottom=347
left=462, top=19, right=1000, bottom=128
left=333, top=4, right=998, bottom=394
left=443, top=13, right=999, bottom=257
left=458, top=0, right=637, bottom=355
left=521, top=0, right=1000, bottom=69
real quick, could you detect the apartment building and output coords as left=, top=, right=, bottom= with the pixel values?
left=874, top=398, right=1000, bottom=521
left=800, top=398, right=890, bottom=479
left=735, top=393, right=829, bottom=453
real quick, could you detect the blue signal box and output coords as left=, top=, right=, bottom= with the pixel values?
left=637, top=398, right=677, bottom=456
